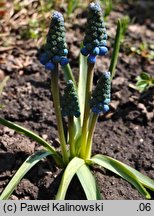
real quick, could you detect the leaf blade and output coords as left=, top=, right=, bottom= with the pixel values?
left=78, top=53, right=88, bottom=125
left=76, top=164, right=101, bottom=200
left=0, top=150, right=51, bottom=200
left=56, top=157, right=85, bottom=200
left=89, top=154, right=152, bottom=199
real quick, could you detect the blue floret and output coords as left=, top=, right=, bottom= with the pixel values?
left=63, top=49, right=68, bottom=55
left=92, top=47, right=100, bottom=55
left=52, top=11, right=64, bottom=22
left=92, top=107, right=100, bottom=114
left=89, top=2, right=101, bottom=12
left=81, top=47, right=89, bottom=56
left=99, top=46, right=108, bottom=56
left=60, top=57, right=69, bottom=66
left=52, top=55, right=61, bottom=63
left=88, top=55, right=96, bottom=63
left=103, top=104, right=109, bottom=113
left=45, top=62, right=55, bottom=70
left=75, top=111, right=81, bottom=118
left=92, top=103, right=109, bottom=114
left=40, top=53, right=49, bottom=65
left=104, top=71, right=110, bottom=79
left=104, top=98, right=110, bottom=104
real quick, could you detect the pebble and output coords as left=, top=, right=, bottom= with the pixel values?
left=0, top=69, right=5, bottom=81
left=42, top=134, right=48, bottom=140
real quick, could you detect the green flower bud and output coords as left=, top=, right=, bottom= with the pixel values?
left=61, top=80, right=80, bottom=118
left=90, top=71, right=111, bottom=114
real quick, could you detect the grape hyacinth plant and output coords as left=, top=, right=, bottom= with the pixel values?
left=0, top=2, right=154, bottom=200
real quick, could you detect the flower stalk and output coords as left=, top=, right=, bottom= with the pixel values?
left=85, top=112, right=98, bottom=159
left=68, top=116, right=75, bottom=158
left=51, top=66, right=69, bottom=165
left=80, top=63, right=95, bottom=158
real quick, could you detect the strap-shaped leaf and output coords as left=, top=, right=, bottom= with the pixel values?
left=0, top=150, right=51, bottom=200
left=88, top=154, right=152, bottom=199
left=0, top=118, right=62, bottom=164
left=62, top=63, right=76, bottom=87
left=78, top=53, right=88, bottom=125
left=118, top=159, right=154, bottom=191
left=91, top=154, right=154, bottom=192
left=56, top=157, right=85, bottom=200
left=77, top=164, right=101, bottom=200
left=109, top=19, right=122, bottom=79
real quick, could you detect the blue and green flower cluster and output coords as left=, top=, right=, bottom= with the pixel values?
left=90, top=71, right=111, bottom=114
left=40, top=11, right=69, bottom=70
left=81, top=2, right=108, bottom=63
left=61, top=80, right=80, bottom=118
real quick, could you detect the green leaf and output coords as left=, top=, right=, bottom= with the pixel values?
left=136, top=80, right=148, bottom=86
left=109, top=19, right=122, bottom=79
left=136, top=81, right=149, bottom=92
left=140, top=72, right=150, bottom=80
left=88, top=154, right=152, bottom=199
left=76, top=164, right=101, bottom=200
left=122, top=163, right=154, bottom=192
left=0, top=118, right=63, bottom=165
left=73, top=53, right=88, bottom=154
left=0, top=118, right=55, bottom=154
left=151, top=78, right=154, bottom=85
left=56, top=157, right=85, bottom=200
left=78, top=53, right=88, bottom=125
left=62, top=64, right=76, bottom=87
left=0, top=150, right=51, bottom=200
left=67, top=0, right=78, bottom=16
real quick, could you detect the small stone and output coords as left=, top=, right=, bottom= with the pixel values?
left=42, top=134, right=48, bottom=140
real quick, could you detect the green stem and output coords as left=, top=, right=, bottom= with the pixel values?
left=50, top=66, right=69, bottom=165
left=68, top=116, right=75, bottom=158
left=109, top=19, right=122, bottom=80
left=62, top=64, right=76, bottom=87
left=80, top=63, right=94, bottom=159
left=85, top=112, right=98, bottom=159
left=62, top=63, right=81, bottom=152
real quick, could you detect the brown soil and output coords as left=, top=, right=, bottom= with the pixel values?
left=0, top=1, right=154, bottom=200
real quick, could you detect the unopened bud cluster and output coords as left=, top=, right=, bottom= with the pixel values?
left=61, top=80, right=80, bottom=118
left=40, top=11, right=69, bottom=70
left=90, top=71, right=111, bottom=114
left=81, top=2, right=108, bottom=63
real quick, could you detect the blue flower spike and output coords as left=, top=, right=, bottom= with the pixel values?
left=81, top=2, right=108, bottom=62
left=90, top=71, right=111, bottom=114
left=61, top=80, right=80, bottom=118
left=39, top=11, right=69, bottom=70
